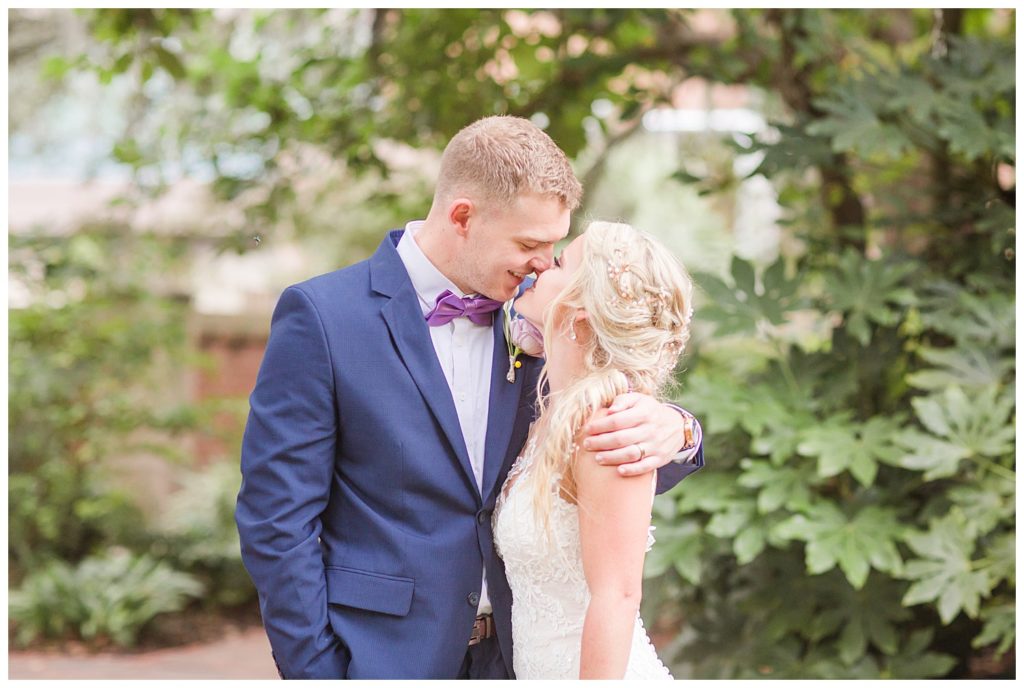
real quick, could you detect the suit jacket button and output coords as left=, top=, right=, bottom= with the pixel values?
left=477, top=510, right=489, bottom=524
left=467, top=592, right=480, bottom=606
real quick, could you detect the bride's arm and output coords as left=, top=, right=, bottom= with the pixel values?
left=575, top=411, right=657, bottom=679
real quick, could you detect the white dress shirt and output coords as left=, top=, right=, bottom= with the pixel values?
left=396, top=220, right=495, bottom=615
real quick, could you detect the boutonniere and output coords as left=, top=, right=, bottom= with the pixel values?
left=502, top=302, right=544, bottom=383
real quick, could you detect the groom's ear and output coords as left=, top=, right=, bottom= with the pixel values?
left=448, top=198, right=474, bottom=238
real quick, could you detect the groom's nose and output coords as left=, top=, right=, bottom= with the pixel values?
left=528, top=251, right=553, bottom=275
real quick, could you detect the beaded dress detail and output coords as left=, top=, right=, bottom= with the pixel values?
left=492, top=435, right=672, bottom=680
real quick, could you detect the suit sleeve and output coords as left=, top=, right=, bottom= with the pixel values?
left=655, top=417, right=705, bottom=495
left=235, top=286, right=349, bottom=679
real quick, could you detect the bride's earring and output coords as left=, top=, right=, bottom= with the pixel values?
left=568, top=319, right=577, bottom=341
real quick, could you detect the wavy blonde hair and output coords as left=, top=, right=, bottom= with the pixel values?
left=526, top=221, right=694, bottom=533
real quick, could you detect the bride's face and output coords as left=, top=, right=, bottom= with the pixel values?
left=514, top=235, right=585, bottom=328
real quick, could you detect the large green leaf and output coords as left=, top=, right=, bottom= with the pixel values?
left=944, top=475, right=1015, bottom=539
left=744, top=122, right=836, bottom=178
left=916, top=280, right=1015, bottom=349
left=894, top=429, right=972, bottom=481
left=680, top=368, right=756, bottom=436
left=887, top=71, right=943, bottom=125
left=774, top=502, right=906, bottom=589
left=901, top=513, right=996, bottom=623
left=692, top=256, right=801, bottom=339
left=806, top=575, right=912, bottom=665
left=644, top=519, right=705, bottom=585
left=822, top=249, right=917, bottom=346
left=897, top=386, right=1015, bottom=480
left=674, top=472, right=742, bottom=515
left=983, top=531, right=1015, bottom=590
left=971, top=601, right=1015, bottom=658
left=732, top=525, right=767, bottom=565
left=882, top=629, right=958, bottom=679
left=925, top=36, right=1016, bottom=161
left=738, top=458, right=815, bottom=515
left=808, top=84, right=915, bottom=159
left=796, top=414, right=903, bottom=487
left=906, top=345, right=1013, bottom=391
left=744, top=382, right=822, bottom=466
left=706, top=502, right=756, bottom=539
left=737, top=555, right=836, bottom=645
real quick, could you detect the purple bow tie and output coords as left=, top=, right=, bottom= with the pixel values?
left=425, top=289, right=503, bottom=327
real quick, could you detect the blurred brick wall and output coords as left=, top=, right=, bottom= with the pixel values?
left=191, top=313, right=269, bottom=464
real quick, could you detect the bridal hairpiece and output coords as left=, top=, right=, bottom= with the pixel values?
left=605, top=243, right=694, bottom=382
left=605, top=247, right=673, bottom=327
left=606, top=248, right=636, bottom=302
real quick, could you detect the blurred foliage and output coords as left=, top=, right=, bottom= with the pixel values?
left=647, top=10, right=1015, bottom=681
left=9, top=548, right=204, bottom=648
left=9, top=225, right=200, bottom=576
left=11, top=7, right=1015, bottom=676
left=153, top=462, right=256, bottom=608
left=8, top=223, right=217, bottom=646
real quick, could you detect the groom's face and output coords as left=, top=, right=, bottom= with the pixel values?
left=463, top=192, right=570, bottom=301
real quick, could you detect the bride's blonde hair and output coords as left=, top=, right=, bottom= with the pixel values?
left=528, top=221, right=694, bottom=531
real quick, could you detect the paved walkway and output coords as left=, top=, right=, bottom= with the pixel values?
left=9, top=627, right=279, bottom=680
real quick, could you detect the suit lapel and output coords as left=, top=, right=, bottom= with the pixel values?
left=372, top=233, right=478, bottom=496
left=481, top=314, right=528, bottom=501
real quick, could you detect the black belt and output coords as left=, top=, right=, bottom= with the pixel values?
left=468, top=614, right=496, bottom=646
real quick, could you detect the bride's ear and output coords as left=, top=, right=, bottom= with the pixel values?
left=570, top=309, right=591, bottom=341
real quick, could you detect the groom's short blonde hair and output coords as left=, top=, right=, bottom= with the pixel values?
left=435, top=115, right=582, bottom=211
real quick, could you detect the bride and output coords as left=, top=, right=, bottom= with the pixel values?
left=493, top=220, right=694, bottom=680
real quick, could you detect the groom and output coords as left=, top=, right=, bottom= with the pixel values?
left=235, top=115, right=704, bottom=679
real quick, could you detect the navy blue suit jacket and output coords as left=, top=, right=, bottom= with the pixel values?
left=235, top=230, right=703, bottom=679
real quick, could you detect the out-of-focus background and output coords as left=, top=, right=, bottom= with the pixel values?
left=7, top=8, right=1015, bottom=680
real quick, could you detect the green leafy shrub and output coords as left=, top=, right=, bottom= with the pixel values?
left=644, top=17, right=1014, bottom=680
left=153, top=461, right=256, bottom=608
left=9, top=226, right=200, bottom=578
left=10, top=548, right=204, bottom=648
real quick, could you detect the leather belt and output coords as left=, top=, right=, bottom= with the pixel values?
left=468, top=613, right=496, bottom=646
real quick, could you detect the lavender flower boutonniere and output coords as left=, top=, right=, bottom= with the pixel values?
left=503, top=303, right=544, bottom=383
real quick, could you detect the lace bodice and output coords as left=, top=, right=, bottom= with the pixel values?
left=492, top=437, right=672, bottom=680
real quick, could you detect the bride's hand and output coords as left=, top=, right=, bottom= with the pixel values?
left=579, top=392, right=686, bottom=476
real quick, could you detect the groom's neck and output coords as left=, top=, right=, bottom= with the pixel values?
left=412, top=218, right=471, bottom=294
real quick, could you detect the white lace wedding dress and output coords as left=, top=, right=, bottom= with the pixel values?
left=493, top=436, right=673, bottom=680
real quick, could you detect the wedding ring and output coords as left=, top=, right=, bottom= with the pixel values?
left=635, top=443, right=646, bottom=460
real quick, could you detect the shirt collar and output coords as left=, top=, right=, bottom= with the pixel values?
left=395, top=220, right=466, bottom=316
